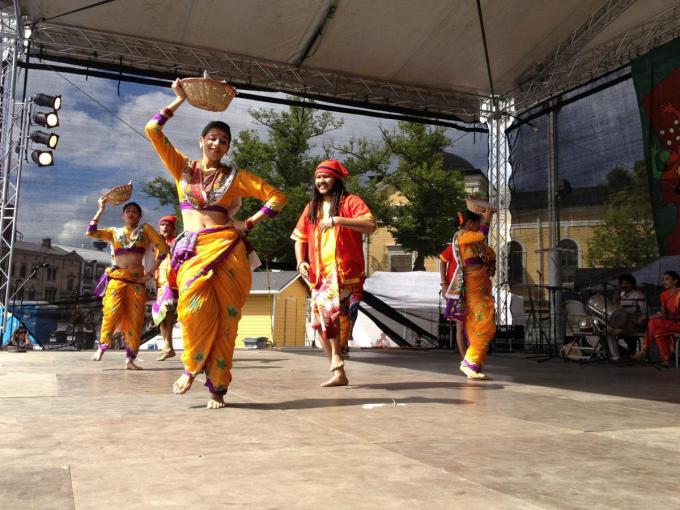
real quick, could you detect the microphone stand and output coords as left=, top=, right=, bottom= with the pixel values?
left=3, top=264, right=48, bottom=350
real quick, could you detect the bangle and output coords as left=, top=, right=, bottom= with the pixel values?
left=90, top=219, right=98, bottom=224
left=330, top=216, right=335, bottom=227
left=245, top=218, right=255, bottom=231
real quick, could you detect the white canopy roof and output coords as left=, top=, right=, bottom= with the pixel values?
left=19, top=0, right=680, bottom=120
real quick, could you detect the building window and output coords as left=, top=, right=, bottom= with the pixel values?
left=44, top=287, right=57, bottom=301
left=95, top=267, right=104, bottom=279
left=20, top=264, right=26, bottom=277
left=27, top=288, right=35, bottom=301
left=47, top=267, right=57, bottom=281
left=506, top=241, right=525, bottom=285
left=84, top=265, right=93, bottom=279
left=389, top=254, right=412, bottom=272
left=558, top=239, right=579, bottom=284
left=67, top=277, right=75, bottom=292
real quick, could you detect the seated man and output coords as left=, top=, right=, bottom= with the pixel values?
left=607, top=273, right=647, bottom=361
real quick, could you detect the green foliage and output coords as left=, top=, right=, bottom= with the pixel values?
left=380, top=122, right=467, bottom=270
left=140, top=177, right=183, bottom=231
left=230, top=103, right=344, bottom=261
left=587, top=160, right=659, bottom=268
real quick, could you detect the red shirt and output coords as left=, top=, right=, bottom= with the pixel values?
left=291, top=194, right=373, bottom=287
left=439, top=244, right=458, bottom=285
left=661, top=288, right=680, bottom=319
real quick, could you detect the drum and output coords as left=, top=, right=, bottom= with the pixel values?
left=586, top=294, right=629, bottom=329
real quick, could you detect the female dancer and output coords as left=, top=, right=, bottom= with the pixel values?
left=292, top=160, right=376, bottom=387
left=633, top=270, right=680, bottom=366
left=444, top=208, right=496, bottom=379
left=145, top=79, right=287, bottom=408
left=87, top=200, right=169, bottom=369
left=153, top=215, right=179, bottom=361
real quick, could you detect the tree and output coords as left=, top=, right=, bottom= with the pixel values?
left=230, top=103, right=344, bottom=261
left=141, top=177, right=183, bottom=231
left=379, top=122, right=467, bottom=270
left=587, top=160, right=659, bottom=268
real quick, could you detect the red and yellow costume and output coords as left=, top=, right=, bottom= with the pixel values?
left=145, top=111, right=286, bottom=395
left=152, top=216, right=178, bottom=325
left=291, top=161, right=373, bottom=343
left=87, top=223, right=168, bottom=360
left=642, top=288, right=680, bottom=361
left=444, top=225, right=496, bottom=373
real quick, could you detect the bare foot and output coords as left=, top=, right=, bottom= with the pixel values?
left=632, top=350, right=647, bottom=362
left=173, top=372, right=194, bottom=394
left=156, top=349, right=176, bottom=361
left=125, top=359, right=143, bottom=370
left=207, top=393, right=226, bottom=409
left=91, top=348, right=105, bottom=361
left=330, top=354, right=345, bottom=371
left=321, top=368, right=348, bottom=387
left=460, top=362, right=488, bottom=380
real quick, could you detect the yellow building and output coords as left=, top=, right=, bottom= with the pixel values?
left=366, top=152, right=489, bottom=274
left=236, top=271, right=309, bottom=348
left=507, top=186, right=606, bottom=293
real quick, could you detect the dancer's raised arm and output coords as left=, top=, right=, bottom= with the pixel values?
left=144, top=79, right=190, bottom=180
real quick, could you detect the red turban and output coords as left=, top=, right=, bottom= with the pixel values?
left=158, top=215, right=177, bottom=227
left=314, top=159, right=349, bottom=180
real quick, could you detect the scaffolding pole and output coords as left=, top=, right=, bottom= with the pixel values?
left=0, top=0, right=25, bottom=339
left=483, top=98, right=512, bottom=325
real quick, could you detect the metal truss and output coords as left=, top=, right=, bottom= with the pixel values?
left=28, top=22, right=483, bottom=122
left=482, top=98, right=512, bottom=325
left=513, top=1, right=680, bottom=112
left=0, top=0, right=26, bottom=337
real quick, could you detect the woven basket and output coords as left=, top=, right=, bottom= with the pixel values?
left=465, top=197, right=492, bottom=215
left=104, top=181, right=133, bottom=205
left=180, top=72, right=237, bottom=112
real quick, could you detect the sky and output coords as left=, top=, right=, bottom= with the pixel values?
left=16, top=67, right=489, bottom=248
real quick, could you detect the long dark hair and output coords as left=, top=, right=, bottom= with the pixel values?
left=308, top=178, right=346, bottom=224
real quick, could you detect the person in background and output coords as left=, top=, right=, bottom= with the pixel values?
left=633, top=270, right=680, bottom=366
left=152, top=215, right=180, bottom=361
left=445, top=208, right=496, bottom=379
left=87, top=199, right=169, bottom=369
left=606, top=273, right=647, bottom=361
left=440, top=238, right=466, bottom=357
left=9, top=327, right=32, bottom=350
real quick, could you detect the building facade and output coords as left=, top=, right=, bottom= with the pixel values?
left=10, top=238, right=110, bottom=303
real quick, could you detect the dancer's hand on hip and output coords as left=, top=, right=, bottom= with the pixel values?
left=297, top=261, right=310, bottom=279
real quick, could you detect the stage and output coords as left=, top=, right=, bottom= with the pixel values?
left=1, top=349, right=679, bottom=509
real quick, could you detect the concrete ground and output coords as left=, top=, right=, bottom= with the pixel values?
left=1, top=348, right=680, bottom=510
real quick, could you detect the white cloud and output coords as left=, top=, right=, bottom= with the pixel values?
left=17, top=68, right=488, bottom=247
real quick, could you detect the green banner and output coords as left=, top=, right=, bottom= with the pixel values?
left=632, top=36, right=680, bottom=255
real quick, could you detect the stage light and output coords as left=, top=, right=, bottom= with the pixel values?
left=33, top=93, right=61, bottom=111
left=32, top=111, right=59, bottom=128
left=30, top=131, right=59, bottom=149
left=30, top=150, right=53, bottom=167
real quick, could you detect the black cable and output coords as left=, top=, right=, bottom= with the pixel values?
left=41, top=0, right=119, bottom=22
left=20, top=58, right=487, bottom=132
left=476, top=0, right=495, bottom=100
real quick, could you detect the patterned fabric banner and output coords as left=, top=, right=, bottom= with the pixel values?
left=632, top=36, right=680, bottom=255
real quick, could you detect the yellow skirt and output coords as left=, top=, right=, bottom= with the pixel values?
left=176, top=228, right=251, bottom=394
left=462, top=267, right=496, bottom=372
left=98, top=266, right=146, bottom=360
